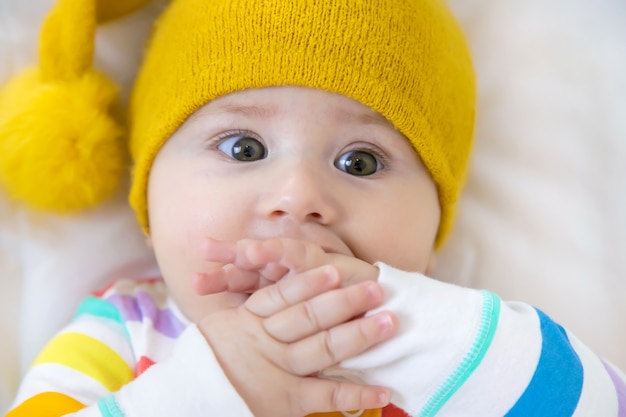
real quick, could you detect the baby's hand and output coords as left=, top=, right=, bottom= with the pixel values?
left=193, top=238, right=379, bottom=294
left=199, top=263, right=396, bottom=416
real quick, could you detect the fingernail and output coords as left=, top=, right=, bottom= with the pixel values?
left=365, top=281, right=382, bottom=300
left=324, top=266, right=340, bottom=284
left=376, top=313, right=393, bottom=332
left=378, top=390, right=390, bottom=405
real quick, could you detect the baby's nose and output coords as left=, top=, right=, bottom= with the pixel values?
left=257, top=160, right=338, bottom=224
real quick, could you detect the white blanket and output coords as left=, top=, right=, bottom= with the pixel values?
left=1, top=0, right=625, bottom=412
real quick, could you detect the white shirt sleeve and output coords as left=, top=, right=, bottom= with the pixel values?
left=321, top=263, right=625, bottom=416
left=110, top=325, right=254, bottom=416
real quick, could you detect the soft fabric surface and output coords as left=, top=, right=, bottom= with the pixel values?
left=438, top=0, right=626, bottom=367
left=1, top=0, right=625, bottom=412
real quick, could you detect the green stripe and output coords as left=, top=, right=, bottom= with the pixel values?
left=74, top=296, right=124, bottom=325
left=419, top=291, right=501, bottom=417
left=98, top=395, right=125, bottom=417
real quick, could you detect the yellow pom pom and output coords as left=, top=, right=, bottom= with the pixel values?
left=0, top=67, right=125, bottom=213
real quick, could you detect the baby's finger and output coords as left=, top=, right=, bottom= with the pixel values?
left=296, top=378, right=390, bottom=416
left=245, top=265, right=341, bottom=317
left=200, top=238, right=238, bottom=264
left=205, top=238, right=324, bottom=270
left=245, top=238, right=326, bottom=273
left=241, top=239, right=379, bottom=287
left=201, top=238, right=297, bottom=284
left=280, top=311, right=397, bottom=376
left=192, top=265, right=261, bottom=294
left=264, top=280, right=384, bottom=342
left=202, top=238, right=280, bottom=270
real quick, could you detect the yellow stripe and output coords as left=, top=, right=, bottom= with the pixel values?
left=33, top=332, right=134, bottom=392
left=6, top=392, right=85, bottom=417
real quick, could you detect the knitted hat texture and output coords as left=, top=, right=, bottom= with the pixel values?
left=129, top=0, right=476, bottom=247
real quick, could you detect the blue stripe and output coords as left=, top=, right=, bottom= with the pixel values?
left=97, top=395, right=125, bottom=417
left=505, top=308, right=583, bottom=416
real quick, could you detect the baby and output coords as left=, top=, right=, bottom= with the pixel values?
left=6, top=0, right=625, bottom=416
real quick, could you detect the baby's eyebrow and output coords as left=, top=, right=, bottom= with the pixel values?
left=203, top=103, right=278, bottom=119
left=334, top=107, right=394, bottom=129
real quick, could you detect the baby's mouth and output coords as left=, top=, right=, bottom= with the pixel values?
left=252, top=221, right=355, bottom=257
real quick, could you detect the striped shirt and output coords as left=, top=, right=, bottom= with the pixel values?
left=7, top=263, right=626, bottom=416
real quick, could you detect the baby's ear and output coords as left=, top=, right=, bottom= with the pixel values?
left=0, top=0, right=153, bottom=215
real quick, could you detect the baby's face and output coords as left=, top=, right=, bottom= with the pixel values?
left=147, top=86, right=440, bottom=322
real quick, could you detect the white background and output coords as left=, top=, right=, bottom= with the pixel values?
left=1, top=0, right=625, bottom=412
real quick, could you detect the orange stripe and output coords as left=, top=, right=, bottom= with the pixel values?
left=6, top=392, right=85, bottom=417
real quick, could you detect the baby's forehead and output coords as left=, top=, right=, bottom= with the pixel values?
left=187, top=86, right=396, bottom=129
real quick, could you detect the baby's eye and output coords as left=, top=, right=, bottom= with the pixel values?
left=334, top=150, right=380, bottom=176
left=217, top=135, right=267, bottom=161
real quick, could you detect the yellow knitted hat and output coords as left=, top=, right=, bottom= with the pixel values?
left=0, top=0, right=152, bottom=213
left=129, top=0, right=476, bottom=247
